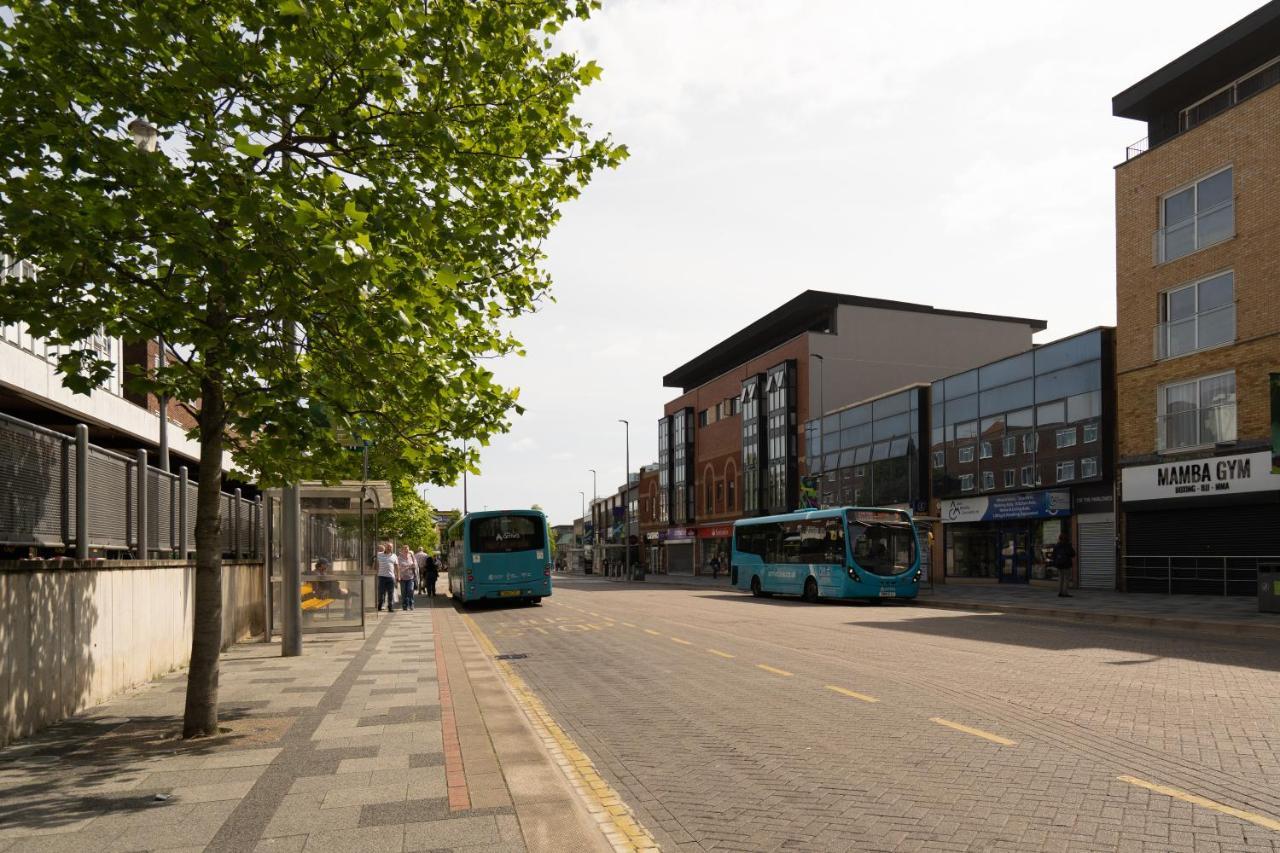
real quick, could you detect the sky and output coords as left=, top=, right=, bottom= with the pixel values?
left=421, top=0, right=1266, bottom=526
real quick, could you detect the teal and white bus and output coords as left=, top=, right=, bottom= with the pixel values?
left=446, top=510, right=552, bottom=606
left=731, top=507, right=921, bottom=602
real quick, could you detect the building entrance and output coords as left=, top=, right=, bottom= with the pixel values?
left=997, top=527, right=1032, bottom=583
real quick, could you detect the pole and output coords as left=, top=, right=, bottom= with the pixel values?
left=75, top=424, right=89, bottom=560
left=281, top=483, right=302, bottom=656
left=462, top=442, right=469, bottom=514
left=135, top=448, right=149, bottom=560
left=157, top=335, right=170, bottom=474
left=589, top=468, right=597, bottom=573
left=619, top=419, right=631, bottom=580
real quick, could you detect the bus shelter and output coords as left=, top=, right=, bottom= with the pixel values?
left=265, top=481, right=392, bottom=636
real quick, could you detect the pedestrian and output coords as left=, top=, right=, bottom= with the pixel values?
left=414, top=545, right=429, bottom=593
left=375, top=542, right=397, bottom=612
left=710, top=553, right=721, bottom=579
left=397, top=544, right=417, bottom=611
left=1052, top=531, right=1076, bottom=598
left=424, top=551, right=440, bottom=598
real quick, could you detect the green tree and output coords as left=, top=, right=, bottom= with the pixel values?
left=0, top=0, right=622, bottom=736
left=378, top=482, right=439, bottom=552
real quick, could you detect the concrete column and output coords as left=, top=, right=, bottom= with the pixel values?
left=280, top=484, right=302, bottom=656
left=177, top=466, right=189, bottom=558
left=75, top=425, right=89, bottom=560
left=135, top=449, right=148, bottom=560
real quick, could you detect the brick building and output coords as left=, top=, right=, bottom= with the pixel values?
left=654, top=290, right=1044, bottom=575
left=1112, top=1, right=1280, bottom=594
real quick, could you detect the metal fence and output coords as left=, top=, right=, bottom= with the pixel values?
left=1123, top=554, right=1277, bottom=596
left=0, top=409, right=260, bottom=558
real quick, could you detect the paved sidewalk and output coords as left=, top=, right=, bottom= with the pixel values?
left=570, top=572, right=1280, bottom=639
left=0, top=598, right=610, bottom=853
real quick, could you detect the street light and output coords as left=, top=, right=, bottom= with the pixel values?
left=810, top=353, right=825, bottom=508
left=130, top=118, right=168, bottom=472
left=619, top=419, right=632, bottom=580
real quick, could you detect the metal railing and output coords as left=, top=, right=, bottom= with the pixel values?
left=1152, top=199, right=1233, bottom=264
left=0, top=409, right=260, bottom=558
left=1154, top=402, right=1236, bottom=452
left=1125, top=137, right=1148, bottom=161
left=1123, top=554, right=1276, bottom=596
left=1153, top=303, right=1235, bottom=360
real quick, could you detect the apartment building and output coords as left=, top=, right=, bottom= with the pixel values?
left=1112, top=1, right=1280, bottom=594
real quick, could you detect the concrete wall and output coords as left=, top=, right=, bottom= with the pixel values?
left=0, top=560, right=265, bottom=746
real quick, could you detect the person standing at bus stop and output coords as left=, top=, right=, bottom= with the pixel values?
left=375, top=543, right=397, bottom=612
left=1052, top=531, right=1076, bottom=598
left=397, top=544, right=417, bottom=611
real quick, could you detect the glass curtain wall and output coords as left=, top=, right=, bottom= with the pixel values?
left=672, top=408, right=694, bottom=524
left=657, top=416, right=671, bottom=524
left=740, top=375, right=765, bottom=515
left=764, top=362, right=796, bottom=514
left=804, top=387, right=923, bottom=509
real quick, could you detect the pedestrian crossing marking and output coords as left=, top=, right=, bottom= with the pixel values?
left=930, top=717, right=1016, bottom=746
left=1117, top=775, right=1280, bottom=832
left=825, top=685, right=879, bottom=703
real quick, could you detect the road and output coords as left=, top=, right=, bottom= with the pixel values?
left=462, top=578, right=1280, bottom=852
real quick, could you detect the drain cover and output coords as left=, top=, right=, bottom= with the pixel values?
left=495, top=653, right=528, bottom=661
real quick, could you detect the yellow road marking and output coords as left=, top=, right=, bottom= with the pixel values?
left=706, top=648, right=735, bottom=659
left=460, top=613, right=659, bottom=850
left=622, top=622, right=636, bottom=628
left=643, top=629, right=661, bottom=636
left=825, top=685, right=879, bottom=703
left=1117, top=775, right=1280, bottom=832
left=589, top=611, right=601, bottom=617
left=670, top=637, right=693, bottom=645
left=930, top=717, right=1016, bottom=746
left=756, top=664, right=793, bottom=677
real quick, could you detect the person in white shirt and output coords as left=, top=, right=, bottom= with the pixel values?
left=375, top=543, right=397, bottom=612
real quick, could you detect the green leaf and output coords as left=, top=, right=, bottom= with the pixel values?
left=233, top=134, right=267, bottom=158
left=278, top=0, right=308, bottom=16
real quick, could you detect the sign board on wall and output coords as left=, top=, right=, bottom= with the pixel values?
left=941, top=489, right=1071, bottom=524
left=1122, top=450, right=1280, bottom=504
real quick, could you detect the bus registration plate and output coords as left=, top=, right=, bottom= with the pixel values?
left=499, top=590, right=521, bottom=597
left=879, top=587, right=896, bottom=598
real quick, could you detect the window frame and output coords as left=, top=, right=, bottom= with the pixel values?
left=957, top=445, right=975, bottom=463
left=1055, top=460, right=1076, bottom=483
left=1157, top=270, right=1235, bottom=359
left=1055, top=427, right=1077, bottom=449
left=1158, top=165, right=1234, bottom=263
left=1003, top=469, right=1015, bottom=488
left=959, top=473, right=975, bottom=493
left=1157, top=370, right=1237, bottom=452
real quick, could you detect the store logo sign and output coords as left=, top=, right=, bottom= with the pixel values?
left=1124, top=451, right=1280, bottom=503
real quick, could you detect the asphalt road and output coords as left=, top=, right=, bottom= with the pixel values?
left=462, top=578, right=1280, bottom=852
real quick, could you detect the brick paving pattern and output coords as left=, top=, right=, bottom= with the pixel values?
left=472, top=580, right=1280, bottom=852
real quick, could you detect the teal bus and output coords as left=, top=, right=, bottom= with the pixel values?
left=731, top=507, right=921, bottom=602
left=445, top=510, right=552, bottom=606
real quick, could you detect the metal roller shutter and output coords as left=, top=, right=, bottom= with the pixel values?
left=667, top=542, right=694, bottom=574
left=1077, top=514, right=1115, bottom=590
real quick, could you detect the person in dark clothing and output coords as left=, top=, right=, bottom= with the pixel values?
left=1051, top=532, right=1076, bottom=598
left=424, top=552, right=440, bottom=598
left=710, top=554, right=722, bottom=579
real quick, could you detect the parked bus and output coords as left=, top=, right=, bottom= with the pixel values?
left=445, top=510, right=552, bottom=606
left=731, top=507, right=921, bottom=602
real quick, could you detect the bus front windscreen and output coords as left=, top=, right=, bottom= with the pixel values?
left=846, top=511, right=916, bottom=576
left=470, top=515, right=544, bottom=554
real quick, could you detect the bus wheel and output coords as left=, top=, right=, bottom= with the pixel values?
left=529, top=597, right=542, bottom=605
left=802, top=577, right=819, bottom=603
left=750, top=576, right=763, bottom=597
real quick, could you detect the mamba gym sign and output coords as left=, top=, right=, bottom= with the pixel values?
left=1122, top=451, right=1280, bottom=503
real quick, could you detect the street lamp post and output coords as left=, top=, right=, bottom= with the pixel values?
left=129, top=119, right=169, bottom=475
left=619, top=419, right=632, bottom=580
left=810, top=353, right=825, bottom=508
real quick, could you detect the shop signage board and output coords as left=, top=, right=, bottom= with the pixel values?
left=941, top=489, right=1071, bottom=524
left=1122, top=450, right=1280, bottom=504
left=697, top=524, right=734, bottom=539
left=659, top=527, right=696, bottom=541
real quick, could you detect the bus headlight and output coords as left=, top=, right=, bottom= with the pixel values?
left=846, top=566, right=861, bottom=582
left=912, top=570, right=921, bottom=583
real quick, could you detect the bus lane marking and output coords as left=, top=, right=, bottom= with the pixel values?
left=669, top=637, right=693, bottom=646
left=706, top=649, right=735, bottom=659
left=930, top=717, right=1017, bottom=746
left=825, top=685, right=879, bottom=703
left=1116, top=775, right=1280, bottom=832
left=756, top=664, right=793, bottom=677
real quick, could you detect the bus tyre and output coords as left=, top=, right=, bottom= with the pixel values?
left=802, top=577, right=819, bottom=603
left=529, top=597, right=542, bottom=605
left=750, top=576, right=763, bottom=597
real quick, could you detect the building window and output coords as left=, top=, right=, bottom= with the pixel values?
left=854, top=466, right=866, bottom=478
left=931, top=451, right=944, bottom=469
left=1157, top=271, right=1234, bottom=359
left=1159, top=167, right=1233, bottom=263
left=1020, top=466, right=1035, bottom=487
left=1055, top=427, right=1077, bottom=448
left=1003, top=469, right=1015, bottom=488
left=959, top=474, right=975, bottom=492
left=1002, top=436, right=1017, bottom=457
left=698, top=409, right=709, bottom=427
left=1056, top=461, right=1075, bottom=482
left=727, top=476, right=736, bottom=511
left=1159, top=371, right=1236, bottom=451
left=1022, top=433, right=1038, bottom=454
left=979, top=441, right=993, bottom=459
left=705, top=480, right=714, bottom=514
left=957, top=445, right=975, bottom=463
left=981, top=471, right=995, bottom=491
left=1083, top=423, right=1098, bottom=444
left=1081, top=457, right=1098, bottom=478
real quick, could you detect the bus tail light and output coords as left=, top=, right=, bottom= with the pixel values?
left=544, top=564, right=552, bottom=576
left=466, top=573, right=474, bottom=583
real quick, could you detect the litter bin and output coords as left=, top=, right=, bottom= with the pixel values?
left=1260, top=564, right=1280, bottom=613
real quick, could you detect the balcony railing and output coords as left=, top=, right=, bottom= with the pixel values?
left=1125, top=137, right=1148, bottom=160
left=1153, top=303, right=1235, bottom=360
left=1155, top=402, right=1236, bottom=452
left=1153, top=199, right=1234, bottom=263
left=1123, top=554, right=1274, bottom=596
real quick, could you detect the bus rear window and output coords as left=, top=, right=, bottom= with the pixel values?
left=847, top=513, right=916, bottom=576
left=470, top=516, right=544, bottom=553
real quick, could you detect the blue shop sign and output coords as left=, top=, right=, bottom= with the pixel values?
left=942, top=489, right=1071, bottom=524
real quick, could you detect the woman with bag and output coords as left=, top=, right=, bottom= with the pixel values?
left=396, top=544, right=418, bottom=611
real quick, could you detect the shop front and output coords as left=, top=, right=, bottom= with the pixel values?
left=661, top=527, right=697, bottom=574
left=696, top=523, right=734, bottom=575
left=941, top=489, right=1072, bottom=583
left=1121, top=450, right=1280, bottom=595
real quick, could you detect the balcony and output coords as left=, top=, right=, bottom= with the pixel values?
left=1153, top=198, right=1234, bottom=263
left=1153, top=303, right=1235, bottom=360
left=1155, top=402, right=1237, bottom=452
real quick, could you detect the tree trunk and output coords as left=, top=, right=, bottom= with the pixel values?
left=183, top=377, right=226, bottom=738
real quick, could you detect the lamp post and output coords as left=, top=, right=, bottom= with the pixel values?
left=619, top=419, right=632, bottom=580
left=129, top=119, right=169, bottom=473
left=810, top=353, right=825, bottom=508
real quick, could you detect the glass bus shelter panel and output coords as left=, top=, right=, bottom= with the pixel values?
left=270, top=568, right=365, bottom=634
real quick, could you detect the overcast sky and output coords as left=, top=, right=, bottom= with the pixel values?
left=421, top=0, right=1264, bottom=525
